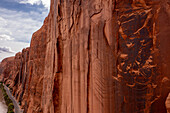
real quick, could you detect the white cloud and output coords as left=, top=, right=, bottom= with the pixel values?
left=41, top=0, right=50, bottom=9
left=0, top=46, right=14, bottom=53
left=0, top=17, right=7, bottom=26
left=0, top=34, right=14, bottom=41
left=0, top=8, right=48, bottom=43
left=0, top=6, right=48, bottom=61
left=19, top=0, right=50, bottom=9
left=0, top=40, right=30, bottom=61
left=19, top=0, right=41, bottom=5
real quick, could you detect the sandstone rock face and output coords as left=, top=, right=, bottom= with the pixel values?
left=0, top=56, right=15, bottom=82
left=0, top=48, right=29, bottom=106
left=0, top=0, right=170, bottom=113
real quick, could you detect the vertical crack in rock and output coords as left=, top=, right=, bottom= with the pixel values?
left=77, top=33, right=81, bottom=113
left=53, top=23, right=63, bottom=113
left=19, top=60, right=23, bottom=84
left=87, top=26, right=91, bottom=113
left=70, top=39, right=73, bottom=113
left=69, top=0, right=76, bottom=33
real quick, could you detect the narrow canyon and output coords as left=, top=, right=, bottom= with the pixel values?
left=0, top=0, right=170, bottom=113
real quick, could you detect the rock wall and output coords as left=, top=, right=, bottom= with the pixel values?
left=0, top=0, right=170, bottom=113
left=0, top=48, right=29, bottom=106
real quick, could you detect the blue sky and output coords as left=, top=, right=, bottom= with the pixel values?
left=0, top=0, right=50, bottom=61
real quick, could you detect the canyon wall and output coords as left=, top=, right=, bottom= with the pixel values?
left=0, top=0, right=170, bottom=113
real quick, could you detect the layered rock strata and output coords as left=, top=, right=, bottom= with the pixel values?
left=0, top=0, right=170, bottom=113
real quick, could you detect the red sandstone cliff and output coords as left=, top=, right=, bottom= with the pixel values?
left=0, top=0, right=170, bottom=113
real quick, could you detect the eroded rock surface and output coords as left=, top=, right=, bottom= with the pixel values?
left=0, top=0, right=170, bottom=113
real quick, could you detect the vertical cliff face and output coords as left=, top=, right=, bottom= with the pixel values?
left=0, top=0, right=170, bottom=113
left=22, top=17, right=48, bottom=113
left=0, top=48, right=29, bottom=105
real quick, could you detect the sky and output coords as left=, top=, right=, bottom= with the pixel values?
left=0, top=0, right=50, bottom=61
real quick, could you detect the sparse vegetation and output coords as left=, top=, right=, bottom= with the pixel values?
left=7, top=111, right=14, bottom=113
left=8, top=103, right=14, bottom=113
left=0, top=83, right=14, bottom=113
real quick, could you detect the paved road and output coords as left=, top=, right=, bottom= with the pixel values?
left=4, top=85, right=23, bottom=113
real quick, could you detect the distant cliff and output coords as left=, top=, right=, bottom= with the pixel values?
left=0, top=0, right=170, bottom=113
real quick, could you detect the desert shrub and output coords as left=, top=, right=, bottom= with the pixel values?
left=4, top=93, right=8, bottom=101
left=6, top=97, right=12, bottom=105
left=7, top=111, right=14, bottom=113
left=0, top=84, right=14, bottom=113
left=8, top=103, right=14, bottom=111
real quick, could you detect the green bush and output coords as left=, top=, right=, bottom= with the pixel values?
left=8, top=103, right=14, bottom=111
left=0, top=84, right=14, bottom=113
left=4, top=94, right=8, bottom=101
left=7, top=111, right=14, bottom=113
left=6, top=98, right=12, bottom=105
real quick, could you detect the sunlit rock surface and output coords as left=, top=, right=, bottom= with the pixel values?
left=0, top=0, right=170, bottom=113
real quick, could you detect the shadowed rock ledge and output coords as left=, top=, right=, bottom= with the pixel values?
left=0, top=0, right=170, bottom=113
